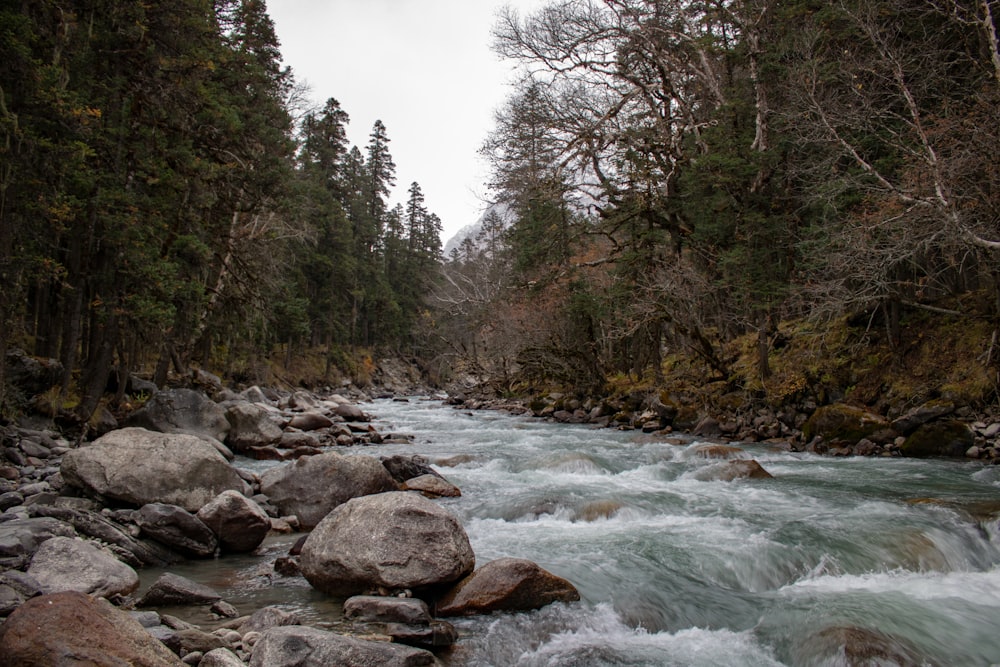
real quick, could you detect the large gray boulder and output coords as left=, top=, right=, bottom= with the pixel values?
left=61, top=427, right=244, bottom=512
left=249, top=625, right=435, bottom=667
left=260, top=452, right=398, bottom=529
left=224, top=401, right=283, bottom=451
left=0, top=591, right=184, bottom=666
left=435, top=557, right=580, bottom=616
left=125, top=388, right=229, bottom=441
left=196, top=490, right=271, bottom=553
left=27, top=536, right=139, bottom=598
left=300, top=491, right=475, bottom=596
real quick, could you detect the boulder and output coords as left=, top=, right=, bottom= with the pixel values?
left=161, top=627, right=228, bottom=657
left=692, top=459, right=774, bottom=482
left=241, top=385, right=273, bottom=405
left=239, top=606, right=301, bottom=634
left=260, top=452, right=398, bottom=529
left=0, top=571, right=44, bottom=615
left=793, top=626, right=924, bottom=667
left=379, top=620, right=459, bottom=649
left=278, top=430, right=322, bottom=449
left=200, top=648, right=246, bottom=667
left=137, top=572, right=222, bottom=607
left=689, top=444, right=748, bottom=459
left=61, top=427, right=244, bottom=512
left=25, top=504, right=179, bottom=567
left=334, top=402, right=369, bottom=422
left=300, top=491, right=475, bottom=596
left=4, top=348, right=63, bottom=397
left=225, top=402, right=284, bottom=451
left=0, top=591, right=184, bottom=666
left=891, top=399, right=956, bottom=436
left=0, top=516, right=76, bottom=564
left=343, top=595, right=433, bottom=625
left=136, top=503, right=218, bottom=558
left=900, top=420, right=975, bottom=457
left=248, top=625, right=435, bottom=667
left=435, top=557, right=580, bottom=616
left=196, top=490, right=271, bottom=553
left=27, top=536, right=139, bottom=598
left=380, top=454, right=444, bottom=484
left=802, top=403, right=892, bottom=447
left=401, top=474, right=461, bottom=498
left=287, top=391, right=319, bottom=410
left=286, top=412, right=334, bottom=431
left=125, top=388, right=230, bottom=442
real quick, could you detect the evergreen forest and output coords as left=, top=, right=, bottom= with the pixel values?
left=3, top=0, right=1000, bottom=425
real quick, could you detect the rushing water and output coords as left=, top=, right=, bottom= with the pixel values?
left=150, top=397, right=1000, bottom=666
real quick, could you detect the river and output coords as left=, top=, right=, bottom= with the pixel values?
left=151, top=397, right=1000, bottom=666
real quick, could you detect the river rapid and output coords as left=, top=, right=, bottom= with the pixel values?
left=165, top=397, right=1000, bottom=666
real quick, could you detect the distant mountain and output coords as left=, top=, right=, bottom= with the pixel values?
left=443, top=202, right=511, bottom=258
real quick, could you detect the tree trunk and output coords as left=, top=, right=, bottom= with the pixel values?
left=757, top=310, right=771, bottom=380
left=76, top=310, right=118, bottom=424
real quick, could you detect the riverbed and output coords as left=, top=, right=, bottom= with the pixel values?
left=148, top=397, right=1000, bottom=666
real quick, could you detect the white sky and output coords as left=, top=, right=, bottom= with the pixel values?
left=267, top=0, right=548, bottom=244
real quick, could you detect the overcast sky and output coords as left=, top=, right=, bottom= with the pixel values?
left=267, top=0, right=548, bottom=244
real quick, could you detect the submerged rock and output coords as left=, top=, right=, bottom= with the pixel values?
left=692, top=459, right=773, bottom=481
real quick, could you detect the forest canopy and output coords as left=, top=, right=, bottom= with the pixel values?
left=2, top=0, right=999, bottom=424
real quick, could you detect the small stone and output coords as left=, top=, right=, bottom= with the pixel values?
left=211, top=600, right=240, bottom=618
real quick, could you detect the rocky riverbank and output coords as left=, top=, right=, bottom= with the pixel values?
left=446, top=390, right=1000, bottom=463
left=0, top=378, right=579, bottom=665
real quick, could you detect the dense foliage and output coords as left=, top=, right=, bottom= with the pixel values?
left=3, top=0, right=999, bottom=422
left=0, top=0, right=442, bottom=421
left=435, top=0, right=1000, bottom=404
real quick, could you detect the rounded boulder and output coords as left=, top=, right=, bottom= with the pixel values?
left=260, top=452, right=398, bottom=529
left=61, top=427, right=244, bottom=512
left=300, top=491, right=475, bottom=596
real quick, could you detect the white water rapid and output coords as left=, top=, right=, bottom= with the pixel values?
left=156, top=397, right=1000, bottom=666
left=361, top=397, right=1000, bottom=666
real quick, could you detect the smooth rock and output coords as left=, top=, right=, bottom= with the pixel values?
left=300, top=491, right=475, bottom=596
left=692, top=459, right=774, bottom=481
left=0, top=591, right=184, bottom=666
left=260, top=452, right=398, bottom=529
left=343, top=595, right=433, bottom=625
left=401, top=473, right=461, bottom=498
left=196, top=490, right=270, bottom=553
left=435, top=557, right=580, bottom=616
left=136, top=503, right=218, bottom=558
left=125, top=388, right=230, bottom=441
left=225, top=402, right=284, bottom=451
left=248, top=625, right=435, bottom=667
left=138, top=572, right=222, bottom=606
left=0, top=516, right=76, bottom=560
left=61, top=427, right=244, bottom=512
left=240, top=605, right=301, bottom=634
left=200, top=648, right=246, bottom=667
left=287, top=412, right=334, bottom=431
left=27, top=536, right=139, bottom=598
